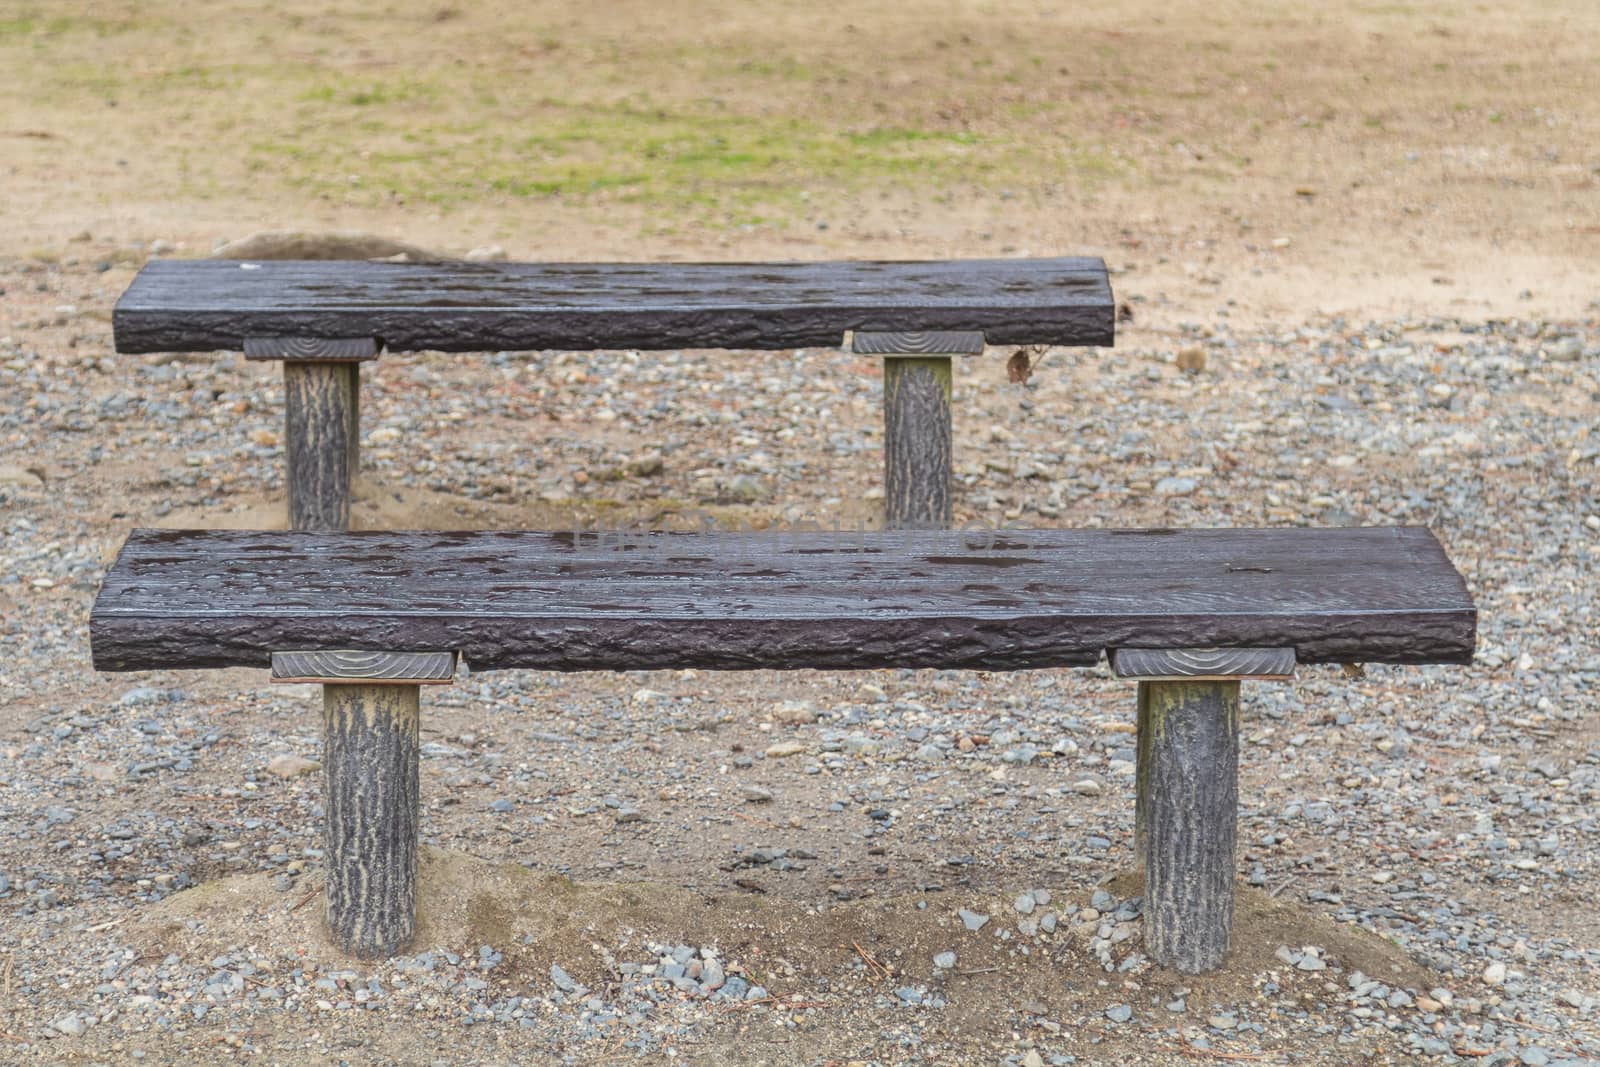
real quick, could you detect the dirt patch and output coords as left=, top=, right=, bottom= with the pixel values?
left=135, top=848, right=1436, bottom=1057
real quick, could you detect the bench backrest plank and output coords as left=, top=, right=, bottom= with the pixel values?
left=112, top=257, right=1113, bottom=353
left=91, top=527, right=1475, bottom=673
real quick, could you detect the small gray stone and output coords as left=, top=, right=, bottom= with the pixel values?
left=958, top=909, right=990, bottom=931
left=1520, top=1048, right=1550, bottom=1067
left=550, top=965, right=582, bottom=993
left=1090, top=890, right=1115, bottom=911
left=745, top=985, right=768, bottom=1001
left=614, top=808, right=645, bottom=824
left=933, top=951, right=957, bottom=969
left=1014, top=893, right=1036, bottom=915
left=1105, top=1004, right=1133, bottom=1023
left=895, top=986, right=922, bottom=1005
left=52, top=1013, right=86, bottom=1036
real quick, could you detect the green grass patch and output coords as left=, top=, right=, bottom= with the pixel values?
left=242, top=99, right=1118, bottom=219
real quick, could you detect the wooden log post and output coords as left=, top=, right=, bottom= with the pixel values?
left=246, top=338, right=378, bottom=532
left=271, top=650, right=455, bottom=958
left=853, top=331, right=983, bottom=530
left=1113, top=647, right=1295, bottom=974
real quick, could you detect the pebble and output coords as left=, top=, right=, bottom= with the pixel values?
left=264, top=754, right=320, bottom=778
left=1105, top=1004, right=1133, bottom=1023
left=52, top=1013, right=86, bottom=1036
left=958, top=909, right=990, bottom=931
left=1484, top=962, right=1508, bottom=985
left=933, top=951, right=957, bottom=969
left=550, top=965, right=583, bottom=994
left=764, top=742, right=806, bottom=759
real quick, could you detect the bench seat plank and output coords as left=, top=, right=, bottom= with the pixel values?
left=91, top=527, right=1475, bottom=673
left=112, top=257, right=1113, bottom=354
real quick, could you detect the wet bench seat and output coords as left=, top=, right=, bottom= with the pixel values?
left=90, top=525, right=1476, bottom=968
left=111, top=257, right=1115, bottom=531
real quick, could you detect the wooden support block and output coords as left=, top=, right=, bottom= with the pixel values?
left=851, top=330, right=985, bottom=356
left=283, top=359, right=360, bottom=531
left=272, top=650, right=457, bottom=685
left=244, top=337, right=379, bottom=362
left=1139, top=679, right=1240, bottom=973
left=321, top=682, right=420, bottom=958
left=1113, top=647, right=1295, bottom=682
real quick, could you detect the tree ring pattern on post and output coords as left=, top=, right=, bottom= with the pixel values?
left=244, top=337, right=379, bottom=362
left=1113, top=646, right=1295, bottom=681
left=272, top=650, right=457, bottom=685
left=852, top=330, right=985, bottom=356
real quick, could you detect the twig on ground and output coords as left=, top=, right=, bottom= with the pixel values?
left=1172, top=1026, right=1268, bottom=1061
left=852, top=940, right=891, bottom=985
left=732, top=810, right=783, bottom=831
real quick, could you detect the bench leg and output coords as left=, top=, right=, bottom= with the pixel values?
left=1140, top=679, right=1240, bottom=974
left=321, top=682, right=420, bottom=958
left=854, top=331, right=982, bottom=530
left=882, top=356, right=953, bottom=529
left=1134, top=681, right=1154, bottom=870
left=284, top=360, right=360, bottom=531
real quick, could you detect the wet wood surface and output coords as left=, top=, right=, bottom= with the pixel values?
left=112, top=257, right=1114, bottom=353
left=91, top=526, right=1476, bottom=673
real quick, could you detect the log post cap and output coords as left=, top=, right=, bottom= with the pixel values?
left=1112, top=647, right=1296, bottom=682
left=271, top=650, right=457, bottom=685
left=245, top=337, right=380, bottom=362
left=852, top=330, right=985, bottom=356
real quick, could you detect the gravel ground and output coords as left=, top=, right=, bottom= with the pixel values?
left=1, top=249, right=1599, bottom=1064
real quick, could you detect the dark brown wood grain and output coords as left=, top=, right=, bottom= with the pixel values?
left=1113, top=647, right=1296, bottom=680
left=90, top=526, right=1476, bottom=673
left=111, top=257, right=1114, bottom=353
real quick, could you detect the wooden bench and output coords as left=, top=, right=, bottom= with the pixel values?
left=111, top=257, right=1114, bottom=532
left=91, top=525, right=1475, bottom=971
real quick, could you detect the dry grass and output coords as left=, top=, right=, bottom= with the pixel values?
left=1, top=0, right=1595, bottom=272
